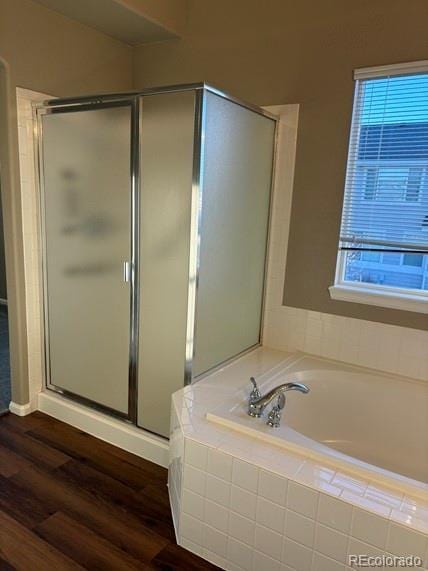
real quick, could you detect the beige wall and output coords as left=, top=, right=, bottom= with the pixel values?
left=0, top=0, right=133, bottom=96
left=133, top=0, right=428, bottom=330
left=0, top=57, right=30, bottom=405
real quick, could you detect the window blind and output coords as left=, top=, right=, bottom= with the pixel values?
left=339, top=64, right=428, bottom=253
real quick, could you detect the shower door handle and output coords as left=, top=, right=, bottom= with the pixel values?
left=123, top=261, right=131, bottom=283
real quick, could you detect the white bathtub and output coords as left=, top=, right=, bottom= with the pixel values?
left=207, top=354, right=428, bottom=498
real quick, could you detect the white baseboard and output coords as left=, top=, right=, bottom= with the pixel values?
left=9, top=400, right=36, bottom=416
left=37, top=390, right=169, bottom=468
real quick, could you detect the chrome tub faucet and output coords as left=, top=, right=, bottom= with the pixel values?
left=248, top=377, right=310, bottom=427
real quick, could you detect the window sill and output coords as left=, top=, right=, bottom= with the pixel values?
left=328, top=284, right=428, bottom=314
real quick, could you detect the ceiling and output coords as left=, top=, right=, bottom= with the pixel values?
left=33, top=0, right=186, bottom=45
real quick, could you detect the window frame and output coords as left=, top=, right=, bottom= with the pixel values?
left=330, top=60, right=428, bottom=314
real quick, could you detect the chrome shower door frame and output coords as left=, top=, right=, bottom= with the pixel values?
left=35, top=96, right=141, bottom=422
left=34, top=83, right=278, bottom=432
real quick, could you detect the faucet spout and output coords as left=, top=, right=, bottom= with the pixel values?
left=248, top=381, right=309, bottom=417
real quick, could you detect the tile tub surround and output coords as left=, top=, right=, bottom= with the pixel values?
left=169, top=347, right=428, bottom=571
left=263, top=306, right=428, bottom=383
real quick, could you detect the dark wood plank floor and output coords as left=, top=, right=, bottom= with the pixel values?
left=0, top=412, right=219, bottom=570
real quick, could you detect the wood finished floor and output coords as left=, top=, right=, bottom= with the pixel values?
left=0, top=411, right=219, bottom=570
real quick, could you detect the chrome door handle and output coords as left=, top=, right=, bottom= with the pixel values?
left=123, top=261, right=131, bottom=283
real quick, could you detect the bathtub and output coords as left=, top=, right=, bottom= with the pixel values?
left=207, top=354, right=428, bottom=498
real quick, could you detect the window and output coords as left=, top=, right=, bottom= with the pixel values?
left=330, top=61, right=428, bottom=313
left=403, top=253, right=423, bottom=267
left=362, top=166, right=424, bottom=202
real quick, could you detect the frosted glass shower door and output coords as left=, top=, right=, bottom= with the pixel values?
left=137, top=91, right=196, bottom=437
left=192, top=92, right=276, bottom=376
left=40, top=104, right=132, bottom=415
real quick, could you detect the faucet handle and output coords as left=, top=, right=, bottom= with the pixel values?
left=249, top=377, right=261, bottom=402
left=267, top=395, right=284, bottom=428
left=250, top=377, right=258, bottom=390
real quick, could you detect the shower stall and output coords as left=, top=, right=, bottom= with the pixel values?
left=36, top=84, right=276, bottom=438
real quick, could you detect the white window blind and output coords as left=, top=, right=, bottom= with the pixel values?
left=339, top=63, right=428, bottom=254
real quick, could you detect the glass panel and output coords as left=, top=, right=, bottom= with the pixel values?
left=137, top=91, right=196, bottom=437
left=41, top=105, right=131, bottom=414
left=344, top=251, right=428, bottom=291
left=192, top=92, right=276, bottom=377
